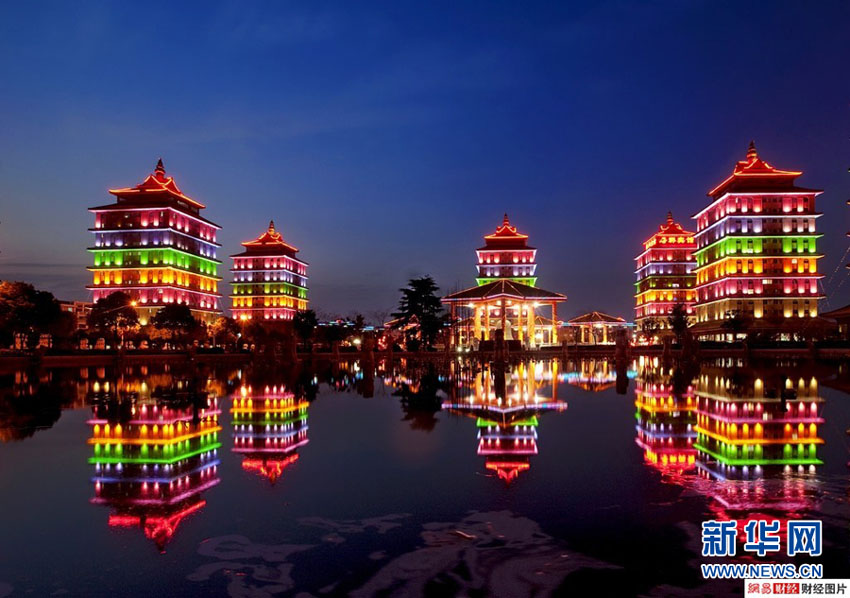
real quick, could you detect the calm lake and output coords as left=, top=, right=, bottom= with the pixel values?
left=1, top=357, right=849, bottom=597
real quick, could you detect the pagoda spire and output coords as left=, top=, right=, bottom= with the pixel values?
left=268, top=219, right=275, bottom=233
left=503, top=213, right=510, bottom=226
left=154, top=158, right=166, bottom=178
left=746, top=140, right=758, bottom=162
left=666, top=211, right=674, bottom=224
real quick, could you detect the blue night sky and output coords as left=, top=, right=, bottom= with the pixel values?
left=1, top=1, right=848, bottom=321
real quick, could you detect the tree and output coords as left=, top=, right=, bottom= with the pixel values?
left=667, top=303, right=692, bottom=343
left=88, top=291, right=139, bottom=345
left=150, top=304, right=201, bottom=343
left=323, top=323, right=348, bottom=355
left=293, top=309, right=318, bottom=352
left=210, top=316, right=241, bottom=348
left=722, top=310, right=752, bottom=341
left=392, top=276, right=445, bottom=349
left=639, top=317, right=663, bottom=344
left=0, top=281, right=68, bottom=347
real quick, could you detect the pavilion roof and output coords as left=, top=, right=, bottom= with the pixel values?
left=568, top=311, right=626, bottom=324
left=231, top=220, right=301, bottom=257
left=821, top=303, right=850, bottom=320
left=108, top=159, right=205, bottom=209
left=442, top=279, right=566, bottom=303
left=706, top=141, right=819, bottom=199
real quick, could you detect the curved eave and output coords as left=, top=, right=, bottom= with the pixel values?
left=108, top=187, right=206, bottom=210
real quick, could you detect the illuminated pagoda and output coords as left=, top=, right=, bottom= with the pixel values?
left=442, top=361, right=567, bottom=484
left=634, top=212, right=696, bottom=332
left=475, top=213, right=538, bottom=286
left=443, top=214, right=566, bottom=348
left=694, top=367, right=823, bottom=479
left=88, top=391, right=222, bottom=551
left=231, top=220, right=309, bottom=322
left=231, top=384, right=309, bottom=484
left=633, top=361, right=696, bottom=473
left=88, top=159, right=222, bottom=325
left=692, top=142, right=823, bottom=339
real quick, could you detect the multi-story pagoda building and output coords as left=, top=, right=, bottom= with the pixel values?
left=692, top=143, right=823, bottom=339
left=88, top=160, right=222, bottom=325
left=634, top=212, right=696, bottom=332
left=476, top=213, right=538, bottom=286
left=230, top=220, right=309, bottom=322
left=443, top=214, right=566, bottom=348
left=88, top=390, right=221, bottom=550
left=231, top=384, right=309, bottom=484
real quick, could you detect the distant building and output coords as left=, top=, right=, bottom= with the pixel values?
left=443, top=214, right=566, bottom=348
left=87, top=159, right=223, bottom=325
left=634, top=212, right=696, bottom=332
left=692, top=143, right=823, bottom=339
left=58, top=300, right=92, bottom=330
left=565, top=311, right=629, bottom=345
left=230, top=220, right=309, bottom=322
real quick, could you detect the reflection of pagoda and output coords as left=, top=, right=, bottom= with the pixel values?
left=694, top=368, right=824, bottom=479
left=633, top=361, right=696, bottom=473
left=443, top=361, right=566, bottom=483
left=231, top=385, right=309, bottom=484
left=88, top=392, right=221, bottom=551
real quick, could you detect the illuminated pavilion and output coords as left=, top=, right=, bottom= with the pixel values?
left=88, top=159, right=222, bottom=325
left=442, top=214, right=566, bottom=348
left=692, top=142, right=823, bottom=339
left=565, top=311, right=629, bottom=345
left=231, top=220, right=309, bottom=322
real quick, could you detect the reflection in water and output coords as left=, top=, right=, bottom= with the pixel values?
left=444, top=361, right=567, bottom=483
left=87, top=374, right=222, bottom=551
left=635, top=358, right=824, bottom=523
left=634, top=360, right=696, bottom=473
left=231, top=384, right=309, bottom=484
left=693, top=364, right=823, bottom=516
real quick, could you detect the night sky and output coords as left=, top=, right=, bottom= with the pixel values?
left=1, top=1, right=849, bottom=321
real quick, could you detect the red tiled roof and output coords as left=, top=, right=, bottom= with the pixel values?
left=108, top=159, right=206, bottom=209
left=231, top=220, right=300, bottom=257
left=707, top=142, right=819, bottom=199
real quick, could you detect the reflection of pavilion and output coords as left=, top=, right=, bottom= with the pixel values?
left=442, top=215, right=566, bottom=349
left=231, top=385, right=309, bottom=484
left=443, top=361, right=567, bottom=483
left=633, top=362, right=696, bottom=472
left=562, top=359, right=619, bottom=392
left=88, top=392, right=221, bottom=551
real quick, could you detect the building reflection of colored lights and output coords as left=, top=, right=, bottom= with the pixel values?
left=633, top=364, right=696, bottom=473
left=88, top=391, right=221, bottom=551
left=231, top=385, right=309, bottom=484
left=694, top=368, right=823, bottom=477
left=443, top=361, right=566, bottom=484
